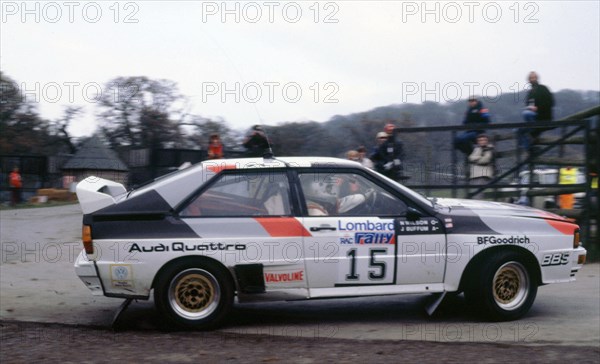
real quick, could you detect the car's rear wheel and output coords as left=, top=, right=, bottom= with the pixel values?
left=465, top=251, right=537, bottom=321
left=154, top=260, right=233, bottom=330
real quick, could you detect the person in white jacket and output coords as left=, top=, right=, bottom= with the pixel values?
left=468, top=134, right=495, bottom=194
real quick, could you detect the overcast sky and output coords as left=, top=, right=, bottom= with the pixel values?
left=2, top=0, right=599, bottom=137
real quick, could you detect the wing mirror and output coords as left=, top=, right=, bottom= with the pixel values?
left=406, top=207, right=423, bottom=222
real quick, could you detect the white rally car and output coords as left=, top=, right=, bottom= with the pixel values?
left=74, top=157, right=586, bottom=329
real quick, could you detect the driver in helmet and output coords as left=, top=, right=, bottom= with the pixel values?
left=304, top=175, right=374, bottom=216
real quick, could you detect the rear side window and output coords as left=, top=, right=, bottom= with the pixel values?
left=180, top=172, right=291, bottom=217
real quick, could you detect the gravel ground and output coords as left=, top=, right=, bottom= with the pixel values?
left=1, top=321, right=598, bottom=364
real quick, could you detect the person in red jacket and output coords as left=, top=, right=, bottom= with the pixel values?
left=9, top=166, right=22, bottom=206
left=207, top=134, right=224, bottom=159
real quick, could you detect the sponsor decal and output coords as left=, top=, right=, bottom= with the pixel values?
left=110, top=264, right=133, bottom=289
left=477, top=236, right=531, bottom=245
left=264, top=270, right=304, bottom=283
left=338, top=220, right=394, bottom=232
left=340, top=232, right=395, bottom=245
left=128, top=242, right=247, bottom=253
left=541, top=252, right=570, bottom=266
left=397, top=219, right=441, bottom=233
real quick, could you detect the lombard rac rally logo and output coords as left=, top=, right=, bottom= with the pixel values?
left=338, top=220, right=395, bottom=244
left=341, top=232, right=395, bottom=245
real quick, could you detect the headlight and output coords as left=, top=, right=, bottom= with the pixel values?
left=573, top=228, right=581, bottom=249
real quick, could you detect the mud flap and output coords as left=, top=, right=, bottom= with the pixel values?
left=112, top=298, right=133, bottom=330
left=425, top=292, right=447, bottom=316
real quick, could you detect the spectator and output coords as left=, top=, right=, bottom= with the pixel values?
left=356, top=146, right=374, bottom=169
left=206, top=134, right=224, bottom=159
left=454, top=97, right=491, bottom=155
left=371, top=131, right=388, bottom=156
left=518, top=71, right=555, bottom=150
left=243, top=125, right=270, bottom=157
left=9, top=166, right=22, bottom=206
left=346, top=150, right=360, bottom=162
left=468, top=134, right=495, bottom=198
left=370, top=123, right=405, bottom=181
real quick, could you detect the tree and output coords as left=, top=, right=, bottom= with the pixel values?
left=181, top=116, right=238, bottom=151
left=98, top=76, right=183, bottom=150
left=49, top=106, right=81, bottom=154
left=0, top=72, right=68, bottom=155
left=0, top=71, right=23, bottom=124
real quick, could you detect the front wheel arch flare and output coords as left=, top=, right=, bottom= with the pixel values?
left=458, top=246, right=541, bottom=292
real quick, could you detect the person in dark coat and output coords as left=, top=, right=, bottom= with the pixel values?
left=371, top=123, right=406, bottom=181
left=243, top=125, right=270, bottom=157
left=453, top=97, right=491, bottom=155
left=518, top=71, right=555, bottom=150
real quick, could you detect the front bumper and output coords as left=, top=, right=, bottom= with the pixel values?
left=571, top=246, right=587, bottom=278
left=74, top=251, right=103, bottom=296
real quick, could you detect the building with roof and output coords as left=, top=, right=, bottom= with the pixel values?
left=62, top=135, right=129, bottom=186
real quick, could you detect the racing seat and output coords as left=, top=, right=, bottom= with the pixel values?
left=262, top=182, right=290, bottom=215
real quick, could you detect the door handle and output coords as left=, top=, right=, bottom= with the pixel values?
left=310, top=225, right=337, bottom=232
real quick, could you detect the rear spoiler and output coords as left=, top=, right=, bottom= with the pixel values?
left=76, top=176, right=127, bottom=214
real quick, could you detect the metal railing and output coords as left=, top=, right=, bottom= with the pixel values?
left=396, top=106, right=599, bottom=245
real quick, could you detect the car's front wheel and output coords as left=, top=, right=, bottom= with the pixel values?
left=465, top=251, right=538, bottom=321
left=154, top=259, right=233, bottom=330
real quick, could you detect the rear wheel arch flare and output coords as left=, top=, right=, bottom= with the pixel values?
left=151, top=255, right=235, bottom=292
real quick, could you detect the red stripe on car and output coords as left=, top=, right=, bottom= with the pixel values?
left=545, top=219, right=577, bottom=235
left=205, top=163, right=237, bottom=173
left=254, top=218, right=312, bottom=237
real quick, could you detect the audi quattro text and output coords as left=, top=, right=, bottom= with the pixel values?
left=74, top=157, right=586, bottom=329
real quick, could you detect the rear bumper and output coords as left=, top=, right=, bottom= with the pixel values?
left=74, top=251, right=104, bottom=296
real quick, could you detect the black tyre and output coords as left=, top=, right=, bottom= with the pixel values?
left=465, top=251, right=537, bottom=321
left=154, top=259, right=233, bottom=330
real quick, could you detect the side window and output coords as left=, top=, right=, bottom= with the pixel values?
left=181, top=172, right=291, bottom=217
left=298, top=172, right=407, bottom=217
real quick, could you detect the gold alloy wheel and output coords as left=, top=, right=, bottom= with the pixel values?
left=492, top=261, right=529, bottom=310
left=168, top=268, right=221, bottom=320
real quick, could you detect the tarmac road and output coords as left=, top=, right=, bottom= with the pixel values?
left=1, top=204, right=599, bottom=351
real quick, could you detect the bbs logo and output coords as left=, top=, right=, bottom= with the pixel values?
left=541, top=253, right=570, bottom=266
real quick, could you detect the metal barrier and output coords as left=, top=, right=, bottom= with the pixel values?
left=397, top=106, right=599, bottom=245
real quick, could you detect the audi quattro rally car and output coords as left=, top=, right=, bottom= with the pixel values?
left=74, top=157, right=586, bottom=329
